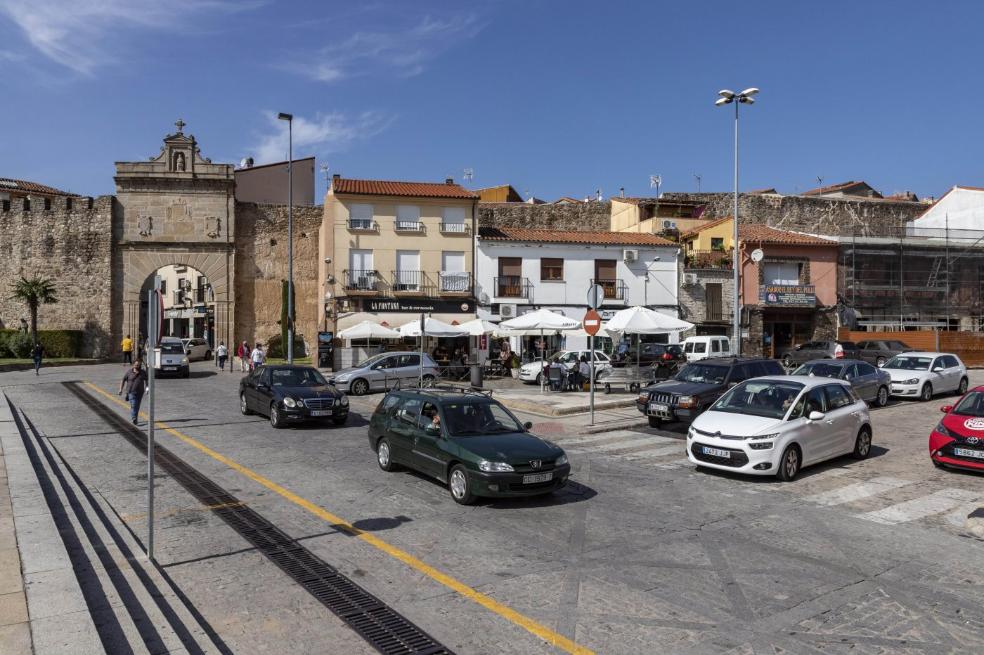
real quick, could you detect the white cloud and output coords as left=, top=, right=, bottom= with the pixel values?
left=250, top=111, right=394, bottom=164
left=291, top=13, right=483, bottom=83
left=0, top=0, right=243, bottom=75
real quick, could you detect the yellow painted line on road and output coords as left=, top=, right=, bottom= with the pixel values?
left=84, top=381, right=594, bottom=655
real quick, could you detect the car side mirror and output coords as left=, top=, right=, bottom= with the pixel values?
left=425, top=424, right=441, bottom=436
left=940, top=405, right=953, bottom=413
left=523, top=421, right=533, bottom=431
left=257, top=383, right=268, bottom=391
left=807, top=411, right=825, bottom=421
left=932, top=366, right=943, bottom=372
left=328, top=379, right=336, bottom=386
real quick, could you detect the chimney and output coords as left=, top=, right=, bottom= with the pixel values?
left=619, top=187, right=625, bottom=198
left=445, top=177, right=454, bottom=185
left=332, top=173, right=340, bottom=181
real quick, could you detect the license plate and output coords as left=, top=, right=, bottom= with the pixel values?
left=650, top=403, right=669, bottom=413
left=164, top=366, right=176, bottom=371
left=953, top=447, right=984, bottom=459
left=702, top=446, right=731, bottom=458
left=522, top=472, right=553, bottom=484
left=310, top=409, right=332, bottom=417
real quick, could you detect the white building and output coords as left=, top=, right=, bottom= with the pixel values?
left=475, top=227, right=681, bottom=351
left=907, top=185, right=984, bottom=236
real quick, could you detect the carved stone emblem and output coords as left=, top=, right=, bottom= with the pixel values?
left=137, top=215, right=153, bottom=236
left=205, top=216, right=221, bottom=238
left=167, top=200, right=191, bottom=222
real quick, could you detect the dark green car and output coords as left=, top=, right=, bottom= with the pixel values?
left=367, top=388, right=571, bottom=504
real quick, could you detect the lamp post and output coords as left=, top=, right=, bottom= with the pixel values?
left=714, top=87, right=759, bottom=356
left=278, top=112, right=294, bottom=364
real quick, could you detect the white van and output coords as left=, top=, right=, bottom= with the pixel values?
left=682, top=336, right=733, bottom=362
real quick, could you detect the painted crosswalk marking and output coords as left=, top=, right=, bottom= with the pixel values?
left=804, top=476, right=912, bottom=507
left=860, top=488, right=980, bottom=525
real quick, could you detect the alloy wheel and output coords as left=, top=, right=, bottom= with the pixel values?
left=378, top=441, right=390, bottom=468
left=876, top=387, right=888, bottom=407
left=450, top=469, right=467, bottom=500
left=921, top=384, right=933, bottom=401
left=856, top=428, right=872, bottom=457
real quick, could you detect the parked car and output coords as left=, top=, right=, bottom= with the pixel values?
left=368, top=387, right=570, bottom=504
left=882, top=352, right=968, bottom=401
left=687, top=376, right=873, bottom=481
left=518, top=350, right=611, bottom=384
left=779, top=340, right=860, bottom=367
left=682, top=336, right=733, bottom=362
left=240, top=365, right=348, bottom=428
left=329, top=351, right=440, bottom=396
left=153, top=341, right=190, bottom=378
left=791, top=359, right=891, bottom=407
left=636, top=357, right=786, bottom=428
left=930, top=387, right=984, bottom=473
left=611, top=343, right=684, bottom=367
left=181, top=337, right=212, bottom=361
left=855, top=339, right=913, bottom=367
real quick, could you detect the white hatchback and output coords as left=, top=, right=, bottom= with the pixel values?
left=518, top=350, right=611, bottom=384
left=687, top=376, right=872, bottom=481
left=882, top=352, right=968, bottom=401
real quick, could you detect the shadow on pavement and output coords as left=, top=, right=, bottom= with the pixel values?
left=350, top=515, right=413, bottom=532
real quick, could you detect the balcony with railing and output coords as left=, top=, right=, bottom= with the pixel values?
left=347, top=218, right=377, bottom=231
left=685, top=249, right=733, bottom=269
left=438, top=271, right=472, bottom=295
left=343, top=269, right=380, bottom=294
left=390, top=270, right=431, bottom=295
left=494, top=276, right=532, bottom=300
left=439, top=221, right=469, bottom=234
left=394, top=220, right=424, bottom=233
left=590, top=278, right=628, bottom=303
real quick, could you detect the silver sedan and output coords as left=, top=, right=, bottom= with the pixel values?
left=791, top=358, right=891, bottom=407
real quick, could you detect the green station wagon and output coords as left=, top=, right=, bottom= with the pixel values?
left=368, top=387, right=571, bottom=504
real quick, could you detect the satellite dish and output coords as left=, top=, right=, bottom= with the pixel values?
left=751, top=248, right=765, bottom=263
left=239, top=158, right=248, bottom=169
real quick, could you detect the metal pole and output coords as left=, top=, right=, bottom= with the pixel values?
left=419, top=313, right=424, bottom=387
left=733, top=101, right=741, bottom=356
left=287, top=118, right=294, bottom=364
left=945, top=213, right=950, bottom=330
left=539, top=328, right=545, bottom=393
left=899, top=218, right=905, bottom=331
left=146, top=277, right=160, bottom=561
left=589, top=334, right=595, bottom=425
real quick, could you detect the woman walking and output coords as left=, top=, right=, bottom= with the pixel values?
left=237, top=340, right=250, bottom=372
left=31, top=342, right=44, bottom=375
left=216, top=341, right=228, bottom=371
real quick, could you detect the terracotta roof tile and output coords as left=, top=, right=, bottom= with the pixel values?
left=0, top=177, right=77, bottom=197
left=478, top=227, right=674, bottom=246
left=680, top=216, right=835, bottom=246
left=332, top=177, right=477, bottom=199
left=801, top=180, right=881, bottom=198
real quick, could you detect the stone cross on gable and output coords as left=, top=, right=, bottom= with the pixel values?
left=175, top=119, right=186, bottom=134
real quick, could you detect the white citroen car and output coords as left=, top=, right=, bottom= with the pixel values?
left=881, top=352, right=968, bottom=401
left=687, top=376, right=872, bottom=481
left=518, top=350, right=611, bottom=384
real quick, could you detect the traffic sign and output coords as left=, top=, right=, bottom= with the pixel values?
left=586, top=284, right=606, bottom=309
left=583, top=309, right=602, bottom=336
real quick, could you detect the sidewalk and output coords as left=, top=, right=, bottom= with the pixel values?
left=0, top=410, right=31, bottom=654
left=492, top=386, right=638, bottom=417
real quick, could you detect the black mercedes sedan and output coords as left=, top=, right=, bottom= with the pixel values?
left=240, top=365, right=349, bottom=428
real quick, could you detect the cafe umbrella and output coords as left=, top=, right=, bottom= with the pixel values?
left=499, top=308, right=580, bottom=392
left=337, top=320, right=401, bottom=347
left=603, top=306, right=694, bottom=368
left=398, top=316, right=469, bottom=386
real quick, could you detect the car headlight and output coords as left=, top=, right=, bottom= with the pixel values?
left=749, top=441, right=774, bottom=450
left=340, top=395, right=349, bottom=406
left=903, top=378, right=920, bottom=385
left=935, top=421, right=957, bottom=438
left=750, top=432, right=780, bottom=441
left=637, top=392, right=649, bottom=403
left=181, top=357, right=189, bottom=364
left=555, top=453, right=568, bottom=466
left=677, top=395, right=697, bottom=408
left=687, top=427, right=696, bottom=440
left=283, top=397, right=298, bottom=408
left=478, top=460, right=515, bottom=472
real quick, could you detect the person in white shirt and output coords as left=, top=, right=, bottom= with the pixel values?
left=216, top=342, right=228, bottom=370
left=250, top=343, right=265, bottom=369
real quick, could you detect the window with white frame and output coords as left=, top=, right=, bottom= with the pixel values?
left=395, top=250, right=420, bottom=290
left=441, top=251, right=468, bottom=291
left=349, top=204, right=373, bottom=230
left=348, top=249, right=375, bottom=290
left=441, top=207, right=467, bottom=233
left=763, top=262, right=800, bottom=285
left=396, top=205, right=421, bottom=231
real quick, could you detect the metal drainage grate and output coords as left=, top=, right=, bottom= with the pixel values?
left=64, top=382, right=453, bottom=655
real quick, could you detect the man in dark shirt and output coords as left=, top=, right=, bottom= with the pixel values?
left=119, top=362, right=148, bottom=425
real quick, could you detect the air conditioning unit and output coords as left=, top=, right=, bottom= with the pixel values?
left=683, top=273, right=699, bottom=285
left=623, top=249, right=639, bottom=263
left=500, top=304, right=517, bottom=319
left=662, top=220, right=677, bottom=230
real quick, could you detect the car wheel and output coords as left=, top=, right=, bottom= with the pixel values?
left=270, top=403, right=284, bottom=429
left=852, top=426, right=872, bottom=459
left=629, top=383, right=640, bottom=393
left=350, top=378, right=369, bottom=396
left=604, top=383, right=611, bottom=394
left=240, top=393, right=252, bottom=415
left=376, top=438, right=397, bottom=471
left=648, top=416, right=662, bottom=428
left=875, top=386, right=889, bottom=407
left=204, top=350, right=211, bottom=361
left=776, top=445, right=801, bottom=481
left=782, top=354, right=792, bottom=368
left=932, top=459, right=945, bottom=470
left=535, top=373, right=542, bottom=386
left=332, top=416, right=348, bottom=426
left=957, top=377, right=969, bottom=396
left=183, top=370, right=190, bottom=378
left=876, top=356, right=886, bottom=367
left=448, top=464, right=476, bottom=505
left=920, top=383, right=933, bottom=402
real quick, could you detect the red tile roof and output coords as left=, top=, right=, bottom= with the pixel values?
left=332, top=177, right=478, bottom=199
left=479, top=227, right=674, bottom=246
left=0, top=177, right=77, bottom=197
left=680, top=216, right=835, bottom=246
left=801, top=180, right=881, bottom=198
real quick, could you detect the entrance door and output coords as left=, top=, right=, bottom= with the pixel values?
left=442, top=251, right=467, bottom=292
left=706, top=283, right=723, bottom=321
left=498, top=257, right=523, bottom=297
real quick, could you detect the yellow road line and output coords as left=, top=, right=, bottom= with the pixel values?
left=85, top=381, right=594, bottom=655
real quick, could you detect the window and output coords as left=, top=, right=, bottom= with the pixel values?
left=442, top=207, right=467, bottom=232
left=441, top=251, right=468, bottom=292
left=763, top=262, right=801, bottom=285
left=943, top=355, right=960, bottom=368
left=541, top=258, right=564, bottom=281
left=791, top=388, right=826, bottom=419
left=396, top=205, right=421, bottom=230
left=711, top=339, right=720, bottom=353
left=397, top=398, right=423, bottom=425
left=395, top=250, right=420, bottom=290
left=418, top=402, right=440, bottom=430
left=160, top=279, right=167, bottom=295
left=858, top=362, right=876, bottom=376
left=843, top=364, right=859, bottom=380
left=705, top=284, right=722, bottom=321
left=824, top=384, right=853, bottom=409
left=727, top=364, right=754, bottom=384
left=349, top=204, right=373, bottom=229
left=397, top=354, right=420, bottom=368
left=376, top=394, right=401, bottom=417
left=710, top=237, right=725, bottom=251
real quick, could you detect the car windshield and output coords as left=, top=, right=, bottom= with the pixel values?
left=356, top=353, right=390, bottom=369
left=441, top=401, right=525, bottom=436
left=711, top=380, right=805, bottom=419
left=792, top=362, right=843, bottom=378
left=675, top=363, right=728, bottom=384
left=271, top=368, right=328, bottom=387
left=883, top=355, right=932, bottom=371
left=160, top=344, right=184, bottom=354
left=952, top=391, right=984, bottom=417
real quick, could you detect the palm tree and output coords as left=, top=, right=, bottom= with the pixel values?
left=10, top=276, right=58, bottom=343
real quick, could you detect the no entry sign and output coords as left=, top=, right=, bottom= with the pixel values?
left=583, top=309, right=602, bottom=336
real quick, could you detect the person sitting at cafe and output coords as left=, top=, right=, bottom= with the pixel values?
left=578, top=356, right=592, bottom=389
left=548, top=359, right=565, bottom=391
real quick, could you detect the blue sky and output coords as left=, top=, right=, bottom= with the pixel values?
left=1, top=0, right=981, bottom=202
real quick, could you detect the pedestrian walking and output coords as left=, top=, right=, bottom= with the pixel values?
left=216, top=341, right=228, bottom=370
left=237, top=340, right=250, bottom=372
left=118, top=361, right=148, bottom=425
left=121, top=334, right=133, bottom=364
left=19, top=318, right=28, bottom=333
left=250, top=342, right=265, bottom=370
left=31, top=342, right=44, bottom=375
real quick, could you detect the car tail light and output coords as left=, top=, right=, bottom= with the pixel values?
left=834, top=344, right=844, bottom=358
left=662, top=353, right=673, bottom=360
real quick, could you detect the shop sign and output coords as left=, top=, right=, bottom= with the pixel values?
left=759, top=285, right=816, bottom=307
left=365, top=298, right=475, bottom=313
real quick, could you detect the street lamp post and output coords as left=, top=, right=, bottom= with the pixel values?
left=278, top=112, right=294, bottom=364
left=715, top=87, right=758, bottom=356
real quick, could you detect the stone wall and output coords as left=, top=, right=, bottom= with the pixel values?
left=678, top=269, right=734, bottom=336
left=234, top=203, right=324, bottom=355
left=663, top=192, right=926, bottom=237
left=0, top=196, right=116, bottom=357
left=478, top=201, right=611, bottom=231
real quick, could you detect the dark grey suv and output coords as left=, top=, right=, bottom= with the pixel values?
left=856, top=339, right=913, bottom=367
left=780, top=340, right=859, bottom=367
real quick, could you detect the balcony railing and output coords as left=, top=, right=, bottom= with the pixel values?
left=495, top=276, right=532, bottom=299
left=685, top=249, right=733, bottom=269
left=439, top=271, right=472, bottom=294
left=394, top=220, right=423, bottom=232
left=591, top=278, right=627, bottom=301
left=348, top=218, right=376, bottom=231
left=344, top=269, right=380, bottom=292
left=439, top=221, right=469, bottom=234
left=391, top=270, right=427, bottom=293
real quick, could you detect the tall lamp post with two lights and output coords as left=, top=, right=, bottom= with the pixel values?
left=714, top=87, right=759, bottom=356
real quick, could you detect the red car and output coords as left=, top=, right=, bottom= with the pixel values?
left=930, top=386, right=984, bottom=472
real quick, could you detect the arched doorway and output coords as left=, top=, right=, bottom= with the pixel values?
left=138, top=264, right=217, bottom=344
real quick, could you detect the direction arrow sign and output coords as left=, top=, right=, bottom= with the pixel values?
left=583, top=309, right=602, bottom=336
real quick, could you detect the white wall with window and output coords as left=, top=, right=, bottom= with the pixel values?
left=349, top=204, right=373, bottom=229
left=442, top=207, right=467, bottom=232
left=396, top=205, right=421, bottom=230
left=441, top=251, right=468, bottom=291
left=349, top=249, right=375, bottom=289
left=395, top=250, right=420, bottom=290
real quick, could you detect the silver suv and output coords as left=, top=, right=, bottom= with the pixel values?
left=330, top=352, right=440, bottom=396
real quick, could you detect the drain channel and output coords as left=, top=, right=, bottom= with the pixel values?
left=63, top=382, right=453, bottom=655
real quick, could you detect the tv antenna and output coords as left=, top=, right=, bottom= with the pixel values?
left=463, top=168, right=474, bottom=183
left=320, top=163, right=330, bottom=186
left=693, top=173, right=702, bottom=193
left=650, top=175, right=661, bottom=198
left=816, top=176, right=824, bottom=195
